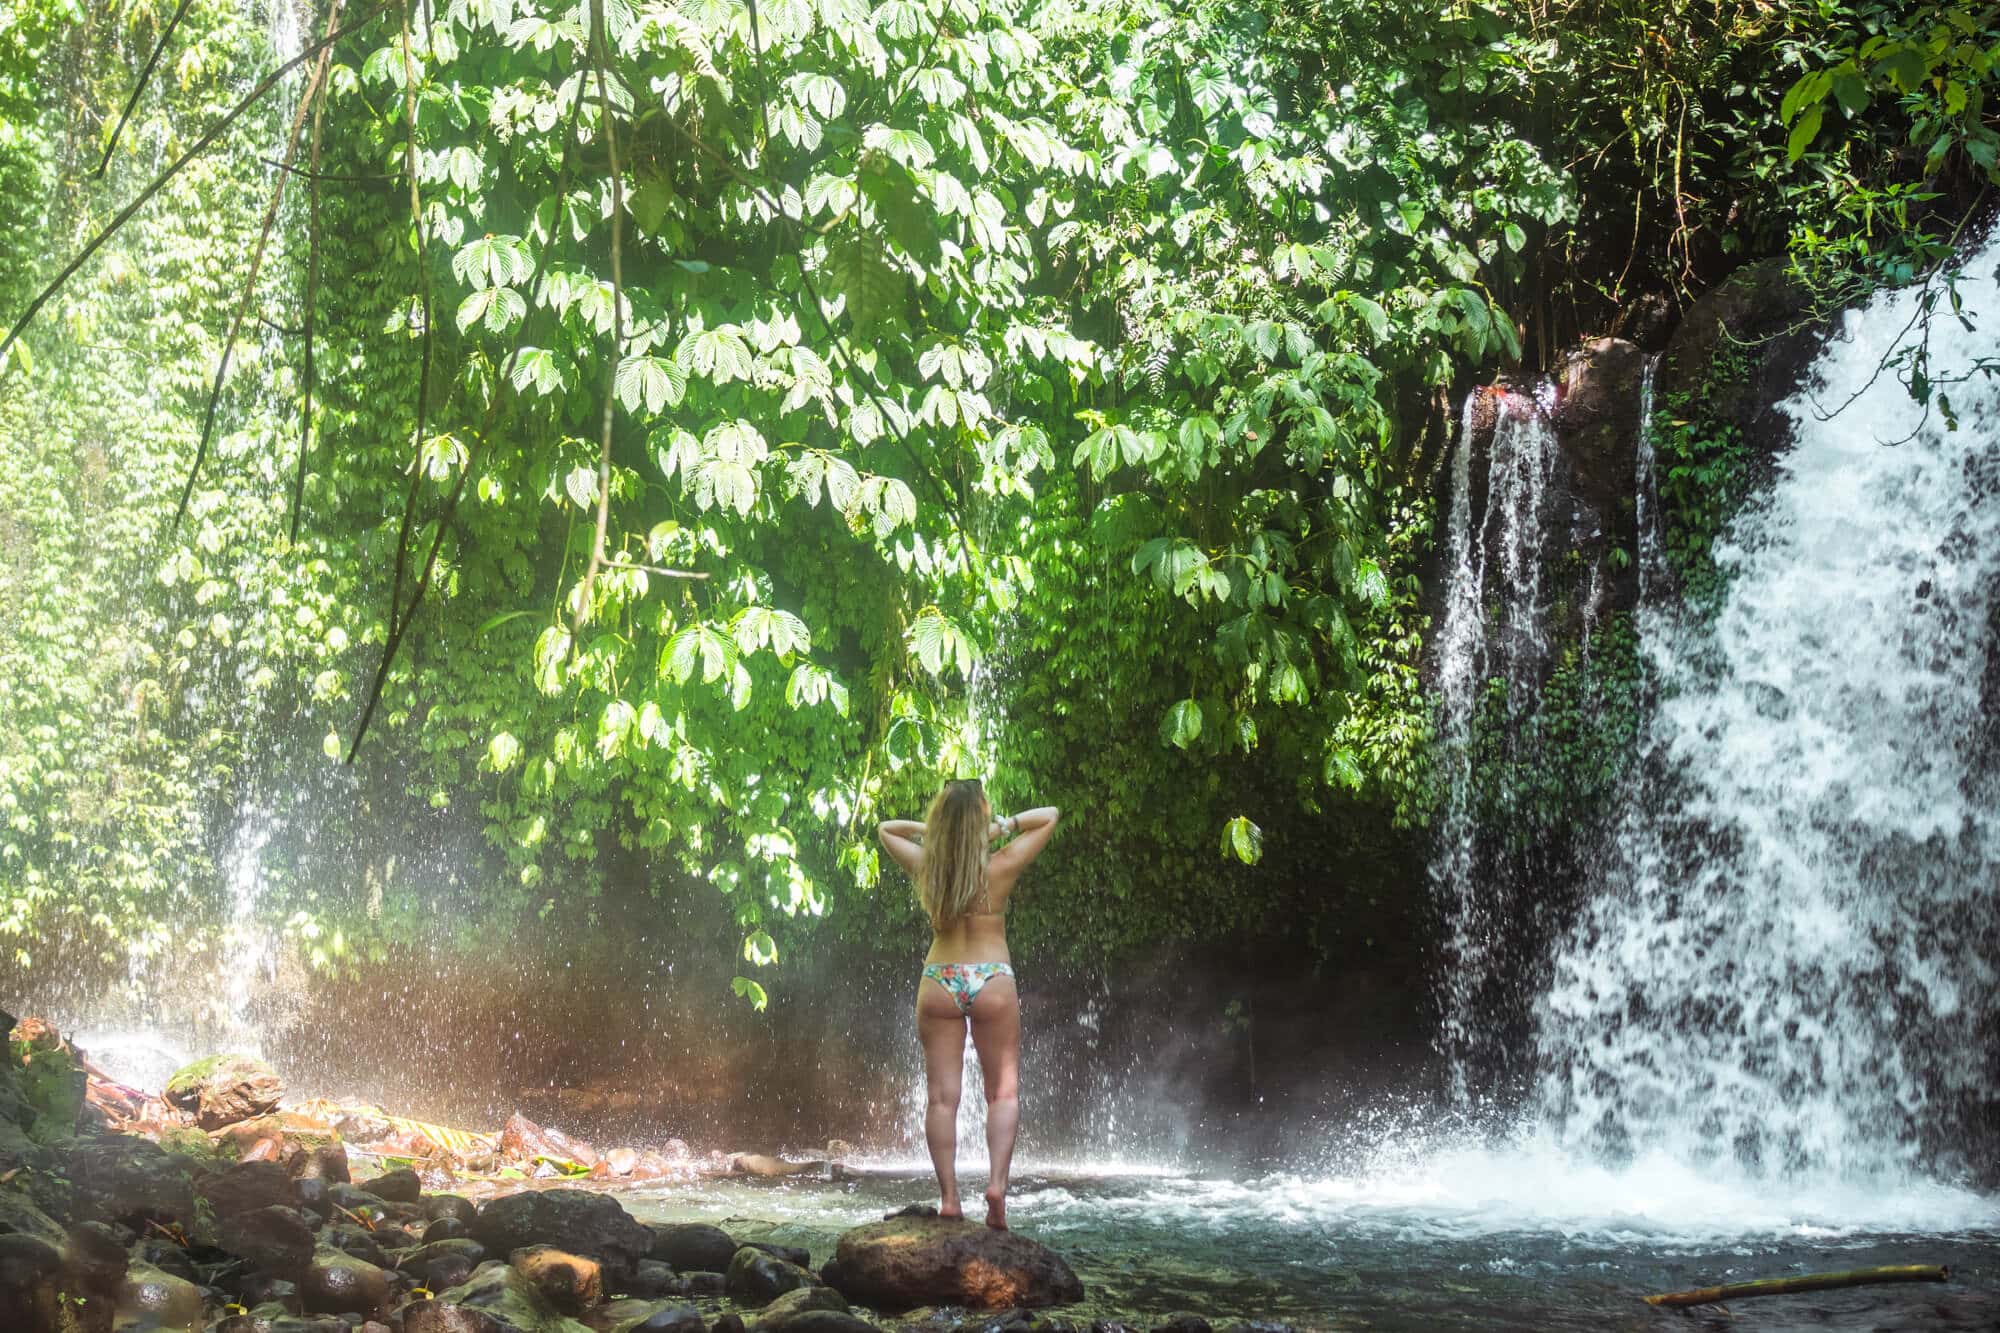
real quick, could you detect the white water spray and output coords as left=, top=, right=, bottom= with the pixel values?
left=1534, top=235, right=2000, bottom=1182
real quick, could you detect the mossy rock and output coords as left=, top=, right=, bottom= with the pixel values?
left=163, top=1054, right=284, bottom=1130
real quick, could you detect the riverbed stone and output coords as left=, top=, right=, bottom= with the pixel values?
left=439, top=1261, right=596, bottom=1332
left=749, top=1283, right=852, bottom=1332
left=163, top=1053, right=284, bottom=1129
left=824, top=1217, right=1083, bottom=1310
left=362, top=1167, right=422, bottom=1203
left=425, top=1193, right=479, bottom=1225
left=622, top=1257, right=682, bottom=1298
left=682, top=1270, right=726, bottom=1296
left=744, top=1240, right=812, bottom=1269
left=0, top=1233, right=63, bottom=1333
left=727, top=1245, right=820, bottom=1305
left=647, top=1222, right=737, bottom=1272
left=510, top=1243, right=602, bottom=1312
left=67, top=1132, right=197, bottom=1228
left=472, top=1189, right=652, bottom=1281
left=203, top=1159, right=298, bottom=1217
left=301, top=1244, right=390, bottom=1315
left=403, top=1298, right=508, bottom=1333
left=118, top=1260, right=205, bottom=1329
left=218, top=1204, right=317, bottom=1274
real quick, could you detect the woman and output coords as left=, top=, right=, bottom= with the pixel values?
left=878, top=781, right=1059, bottom=1229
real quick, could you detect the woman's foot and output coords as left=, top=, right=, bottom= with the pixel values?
left=983, top=1187, right=1007, bottom=1230
left=939, top=1194, right=963, bottom=1220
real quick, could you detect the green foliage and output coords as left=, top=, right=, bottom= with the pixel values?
left=1654, top=342, right=1755, bottom=605
left=10, top=1042, right=82, bottom=1144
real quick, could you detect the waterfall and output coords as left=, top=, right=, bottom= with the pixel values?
left=1632, top=355, right=1666, bottom=604
left=1429, top=384, right=1559, bottom=1099
left=1533, top=234, right=2000, bottom=1179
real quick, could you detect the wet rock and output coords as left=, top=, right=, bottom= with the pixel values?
left=426, top=1215, right=472, bottom=1243
left=362, top=1167, right=422, bottom=1203
left=438, top=1260, right=593, bottom=1332
left=322, top=1223, right=389, bottom=1267
left=744, top=1241, right=811, bottom=1269
left=729, top=1153, right=822, bottom=1178
left=397, top=1239, right=490, bottom=1272
left=647, top=1222, right=738, bottom=1273
left=292, top=1176, right=331, bottom=1218
left=756, top=1314, right=875, bottom=1333
left=219, top=1204, right=317, bottom=1274
left=472, top=1189, right=652, bottom=1280
left=64, top=1218, right=128, bottom=1289
left=726, top=1245, right=820, bottom=1306
left=621, top=1303, right=707, bottom=1333
left=0, top=1192, right=66, bottom=1246
left=1552, top=336, right=1645, bottom=516
left=0, top=1233, right=63, bottom=1333
left=162, top=1054, right=284, bottom=1130
left=301, top=1244, right=390, bottom=1316
left=425, top=1193, right=479, bottom=1225
left=402, top=1297, right=507, bottom=1333
left=295, top=1141, right=351, bottom=1184
left=134, top=1238, right=199, bottom=1282
left=239, top=1272, right=303, bottom=1312
left=329, top=1182, right=391, bottom=1216
left=203, top=1160, right=298, bottom=1217
left=1149, top=1318, right=1211, bottom=1333
left=424, top=1252, right=483, bottom=1293
left=750, top=1284, right=850, bottom=1329
left=497, top=1112, right=599, bottom=1169
left=711, top=1315, right=747, bottom=1333
left=67, top=1132, right=197, bottom=1228
left=824, top=1217, right=1082, bottom=1311
left=118, top=1260, right=205, bottom=1329
left=510, top=1244, right=602, bottom=1313
left=879, top=1204, right=936, bottom=1221
left=682, top=1270, right=726, bottom=1297
left=621, top=1258, right=682, bottom=1299
left=215, top=1312, right=348, bottom=1333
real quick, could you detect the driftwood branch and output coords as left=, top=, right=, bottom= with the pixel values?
left=0, top=3, right=387, bottom=382
left=1644, top=1264, right=1949, bottom=1308
left=92, top=0, right=196, bottom=179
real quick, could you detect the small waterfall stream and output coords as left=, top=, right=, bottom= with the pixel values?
left=1532, top=235, right=2000, bottom=1180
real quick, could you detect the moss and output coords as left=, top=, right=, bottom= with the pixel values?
left=157, top=1128, right=219, bottom=1161
left=163, top=1053, right=271, bottom=1097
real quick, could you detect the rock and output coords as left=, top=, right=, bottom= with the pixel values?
left=239, top=1273, right=302, bottom=1311
left=729, top=1153, right=822, bottom=1178
left=0, top=1192, right=66, bottom=1246
left=295, top=1141, right=351, bottom=1183
left=622, top=1304, right=706, bottom=1333
left=0, top=1233, right=63, bottom=1333
left=301, top=1244, right=390, bottom=1315
left=749, top=1284, right=850, bottom=1330
left=397, top=1239, right=490, bottom=1272
left=744, top=1241, right=811, bottom=1270
left=825, top=1140, right=856, bottom=1160
left=1551, top=336, right=1645, bottom=514
left=621, top=1258, right=682, bottom=1299
left=472, top=1189, right=652, bottom=1280
left=726, top=1245, right=820, bottom=1306
left=711, top=1315, right=746, bottom=1333
left=682, top=1270, right=726, bottom=1296
left=218, top=1204, right=317, bottom=1274
left=647, top=1222, right=737, bottom=1273
left=426, top=1215, right=472, bottom=1242
left=403, top=1298, right=507, bottom=1333
left=424, top=1252, right=483, bottom=1293
left=361, top=1167, right=422, bottom=1203
left=1150, top=1318, right=1211, bottom=1333
left=425, top=1193, right=479, bottom=1225
left=605, top=1147, right=639, bottom=1177
left=497, top=1113, right=599, bottom=1169
left=323, top=1223, right=390, bottom=1267
left=755, top=1314, right=876, bottom=1333
left=203, top=1160, right=298, bottom=1217
left=293, top=1176, right=331, bottom=1218
left=67, top=1132, right=197, bottom=1228
left=162, top=1054, right=284, bottom=1130
left=63, top=1219, right=128, bottom=1290
left=118, top=1261, right=205, bottom=1329
left=824, top=1217, right=1083, bottom=1311
left=439, top=1260, right=595, bottom=1332
left=879, top=1204, right=936, bottom=1221
left=510, top=1244, right=602, bottom=1313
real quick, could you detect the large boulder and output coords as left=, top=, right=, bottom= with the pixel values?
left=823, top=1216, right=1083, bottom=1310
left=471, top=1190, right=651, bottom=1280
left=647, top=1221, right=737, bottom=1272
left=66, top=1133, right=197, bottom=1228
left=726, top=1245, right=819, bottom=1306
left=0, top=1233, right=62, bottom=1333
left=202, top=1159, right=297, bottom=1217
left=218, top=1204, right=318, bottom=1275
left=435, top=1261, right=595, bottom=1333
left=163, top=1054, right=284, bottom=1130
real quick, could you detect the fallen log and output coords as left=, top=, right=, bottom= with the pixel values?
left=1645, top=1264, right=1949, bottom=1307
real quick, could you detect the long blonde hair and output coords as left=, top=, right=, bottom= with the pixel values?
left=919, top=779, right=989, bottom=928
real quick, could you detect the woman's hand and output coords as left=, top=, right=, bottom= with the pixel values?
left=876, top=820, right=925, bottom=876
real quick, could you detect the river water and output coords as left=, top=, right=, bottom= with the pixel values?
left=623, top=1144, right=1997, bottom=1330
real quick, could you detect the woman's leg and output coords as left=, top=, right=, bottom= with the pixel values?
left=967, top=974, right=1021, bottom=1230
left=915, top=981, right=968, bottom=1217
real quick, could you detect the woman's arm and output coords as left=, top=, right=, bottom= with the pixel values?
left=990, top=806, right=1060, bottom=877
left=876, top=820, right=924, bottom=876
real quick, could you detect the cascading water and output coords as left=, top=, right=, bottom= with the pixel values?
left=1533, top=232, right=2000, bottom=1183
left=1429, top=384, right=1558, bottom=1097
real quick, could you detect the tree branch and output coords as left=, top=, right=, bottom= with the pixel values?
left=92, top=0, right=196, bottom=179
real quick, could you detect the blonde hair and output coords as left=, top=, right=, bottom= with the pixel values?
left=919, top=779, right=989, bottom=928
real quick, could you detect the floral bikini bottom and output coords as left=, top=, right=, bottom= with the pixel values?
left=921, top=962, right=1016, bottom=1015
